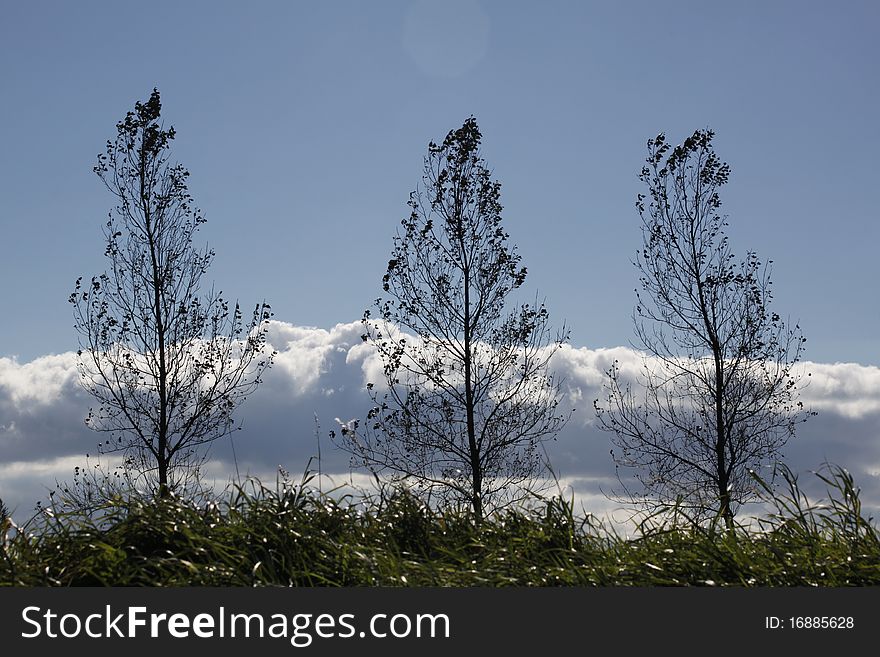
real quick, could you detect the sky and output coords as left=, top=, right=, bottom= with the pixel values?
left=1, top=1, right=879, bottom=522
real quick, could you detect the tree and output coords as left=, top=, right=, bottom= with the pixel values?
left=335, top=118, right=569, bottom=522
left=0, top=496, right=10, bottom=549
left=70, top=89, right=274, bottom=498
left=594, top=129, right=813, bottom=527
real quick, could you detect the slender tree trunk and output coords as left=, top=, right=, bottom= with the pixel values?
left=141, top=145, right=170, bottom=499
left=462, top=265, right=482, bottom=524
left=713, top=348, right=733, bottom=529
left=692, top=228, right=734, bottom=529
left=158, top=454, right=169, bottom=498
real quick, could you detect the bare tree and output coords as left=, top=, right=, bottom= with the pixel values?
left=594, top=129, right=813, bottom=527
left=335, top=118, right=569, bottom=522
left=70, top=89, right=274, bottom=498
left=0, top=496, right=10, bottom=551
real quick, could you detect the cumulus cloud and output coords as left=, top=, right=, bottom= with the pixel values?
left=797, top=360, right=880, bottom=419
left=0, top=354, right=81, bottom=408
left=1, top=321, right=878, bottom=523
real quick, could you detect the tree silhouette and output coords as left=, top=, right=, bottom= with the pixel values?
left=594, top=129, right=813, bottom=527
left=70, top=89, right=274, bottom=498
left=335, top=118, right=569, bottom=522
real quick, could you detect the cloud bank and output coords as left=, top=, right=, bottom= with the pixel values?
left=1, top=321, right=878, bottom=523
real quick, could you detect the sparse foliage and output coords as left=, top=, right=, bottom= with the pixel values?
left=594, top=129, right=813, bottom=527
left=335, top=118, right=569, bottom=522
left=70, top=89, right=274, bottom=498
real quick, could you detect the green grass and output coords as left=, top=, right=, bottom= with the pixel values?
left=2, top=464, right=878, bottom=586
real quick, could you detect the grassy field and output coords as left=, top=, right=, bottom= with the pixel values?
left=1, top=464, right=878, bottom=586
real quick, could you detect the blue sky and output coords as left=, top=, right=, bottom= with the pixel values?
left=1, top=1, right=879, bottom=520
left=1, top=0, right=877, bottom=365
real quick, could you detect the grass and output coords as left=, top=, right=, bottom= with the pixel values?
left=1, top=463, right=878, bottom=586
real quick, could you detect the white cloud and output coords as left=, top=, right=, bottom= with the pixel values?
left=1, top=320, right=879, bottom=524
left=552, top=345, right=880, bottom=422
left=266, top=322, right=367, bottom=395
left=0, top=455, right=117, bottom=518
left=797, top=360, right=880, bottom=419
left=0, top=353, right=81, bottom=408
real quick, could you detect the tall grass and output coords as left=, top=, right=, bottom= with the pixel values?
left=1, top=463, right=877, bottom=586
